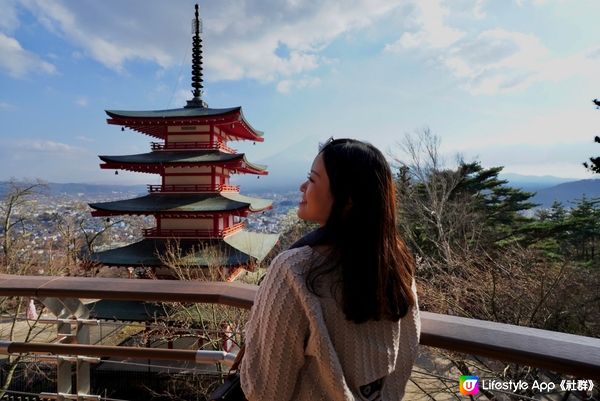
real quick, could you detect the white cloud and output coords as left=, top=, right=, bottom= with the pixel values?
left=17, top=0, right=405, bottom=85
left=0, top=33, right=56, bottom=78
left=514, top=0, right=549, bottom=6
left=0, top=101, right=14, bottom=111
left=442, top=29, right=550, bottom=94
left=9, top=139, right=83, bottom=155
left=276, top=76, right=321, bottom=94
left=0, top=0, right=20, bottom=32
left=473, top=0, right=486, bottom=19
left=504, top=161, right=592, bottom=179
left=385, top=0, right=600, bottom=96
left=202, top=0, right=404, bottom=82
left=21, top=0, right=173, bottom=72
left=439, top=104, right=600, bottom=179
left=449, top=107, right=598, bottom=151
left=449, top=30, right=600, bottom=94
left=75, top=96, right=88, bottom=107
left=173, top=89, right=192, bottom=108
left=384, top=0, right=464, bottom=52
left=0, top=138, right=99, bottom=182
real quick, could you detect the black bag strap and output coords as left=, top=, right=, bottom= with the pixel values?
left=230, top=345, right=245, bottom=373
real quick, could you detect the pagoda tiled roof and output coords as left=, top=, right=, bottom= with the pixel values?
left=89, top=192, right=272, bottom=215
left=105, top=107, right=264, bottom=141
left=98, top=151, right=267, bottom=173
left=106, top=106, right=240, bottom=119
left=88, top=231, right=279, bottom=267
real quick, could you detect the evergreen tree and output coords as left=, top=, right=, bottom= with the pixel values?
left=583, top=136, right=600, bottom=173
left=524, top=201, right=573, bottom=259
left=396, top=160, right=538, bottom=260
left=583, top=99, right=600, bottom=173
left=567, top=196, right=600, bottom=261
left=454, top=162, right=537, bottom=245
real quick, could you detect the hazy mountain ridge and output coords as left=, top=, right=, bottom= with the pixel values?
left=498, top=173, right=577, bottom=192
left=2, top=176, right=599, bottom=209
left=528, top=179, right=600, bottom=208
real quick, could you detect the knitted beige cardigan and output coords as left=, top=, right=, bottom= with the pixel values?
left=240, top=246, right=420, bottom=401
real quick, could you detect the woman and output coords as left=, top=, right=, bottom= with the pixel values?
left=240, top=138, right=420, bottom=401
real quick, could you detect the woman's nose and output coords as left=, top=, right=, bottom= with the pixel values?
left=299, top=181, right=307, bottom=192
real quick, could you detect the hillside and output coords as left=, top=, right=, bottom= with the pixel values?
left=529, top=179, right=600, bottom=208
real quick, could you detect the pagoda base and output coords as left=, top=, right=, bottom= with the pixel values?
left=88, top=230, right=279, bottom=268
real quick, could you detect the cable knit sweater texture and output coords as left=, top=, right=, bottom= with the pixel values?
left=240, top=246, right=420, bottom=401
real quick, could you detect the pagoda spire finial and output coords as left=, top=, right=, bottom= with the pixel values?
left=186, top=3, right=208, bottom=108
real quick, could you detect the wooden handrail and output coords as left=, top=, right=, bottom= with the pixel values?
left=0, top=274, right=599, bottom=378
left=0, top=274, right=255, bottom=309
left=421, top=312, right=600, bottom=379
left=0, top=341, right=237, bottom=366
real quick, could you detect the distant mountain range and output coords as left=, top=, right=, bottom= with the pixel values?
left=0, top=182, right=147, bottom=198
left=496, top=174, right=600, bottom=208
left=2, top=175, right=599, bottom=209
left=498, top=173, right=577, bottom=192
left=527, top=179, right=600, bottom=208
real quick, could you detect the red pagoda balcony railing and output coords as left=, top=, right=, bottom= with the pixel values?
left=147, top=184, right=240, bottom=193
left=222, top=222, right=246, bottom=236
left=151, top=141, right=236, bottom=153
left=143, top=222, right=245, bottom=239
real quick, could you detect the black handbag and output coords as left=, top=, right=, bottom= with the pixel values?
left=208, top=346, right=247, bottom=401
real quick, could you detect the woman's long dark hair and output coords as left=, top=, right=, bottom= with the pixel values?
left=292, top=138, right=416, bottom=324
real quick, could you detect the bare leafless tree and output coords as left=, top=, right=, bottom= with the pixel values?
left=394, top=129, right=484, bottom=265
left=1, top=180, right=47, bottom=271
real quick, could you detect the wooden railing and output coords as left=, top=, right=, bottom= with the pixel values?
left=0, top=275, right=598, bottom=378
left=151, top=141, right=236, bottom=153
left=143, top=222, right=245, bottom=238
left=147, top=184, right=240, bottom=193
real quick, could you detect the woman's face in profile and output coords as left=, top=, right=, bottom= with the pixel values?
left=298, top=153, right=334, bottom=226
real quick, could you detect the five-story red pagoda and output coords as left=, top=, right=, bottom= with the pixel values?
left=89, top=5, right=278, bottom=277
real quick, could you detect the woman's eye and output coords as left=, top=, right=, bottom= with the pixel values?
left=307, top=174, right=313, bottom=182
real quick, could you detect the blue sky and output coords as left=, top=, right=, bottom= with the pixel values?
left=1, top=0, right=600, bottom=187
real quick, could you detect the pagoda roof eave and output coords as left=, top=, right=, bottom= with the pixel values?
left=88, top=232, right=279, bottom=267
left=98, top=150, right=242, bottom=164
left=105, top=106, right=264, bottom=141
left=97, top=151, right=268, bottom=175
left=232, top=108, right=264, bottom=140
left=88, top=193, right=273, bottom=214
left=105, top=106, right=241, bottom=120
